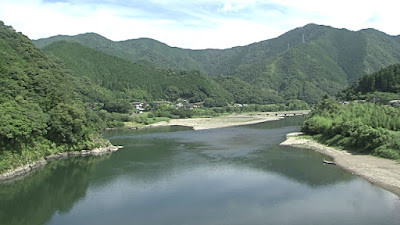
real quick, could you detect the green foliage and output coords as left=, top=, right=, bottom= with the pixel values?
left=215, top=76, right=283, bottom=104
left=341, top=64, right=400, bottom=101
left=103, top=99, right=132, bottom=113
left=47, top=103, right=88, bottom=145
left=0, top=100, right=48, bottom=149
left=0, top=21, right=112, bottom=173
left=302, top=99, right=400, bottom=159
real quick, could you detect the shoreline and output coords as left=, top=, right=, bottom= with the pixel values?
left=0, top=145, right=123, bottom=182
left=281, top=132, right=400, bottom=197
left=0, top=111, right=308, bottom=182
left=145, top=110, right=309, bottom=130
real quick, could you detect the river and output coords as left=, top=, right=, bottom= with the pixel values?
left=0, top=117, right=399, bottom=225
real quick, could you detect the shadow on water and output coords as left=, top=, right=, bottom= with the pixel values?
left=0, top=156, right=111, bottom=225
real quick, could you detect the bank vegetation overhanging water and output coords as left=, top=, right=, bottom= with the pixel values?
left=0, top=144, right=122, bottom=181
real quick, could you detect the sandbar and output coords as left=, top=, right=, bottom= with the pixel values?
left=149, top=111, right=309, bottom=130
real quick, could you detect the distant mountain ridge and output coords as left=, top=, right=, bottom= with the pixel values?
left=34, top=24, right=400, bottom=104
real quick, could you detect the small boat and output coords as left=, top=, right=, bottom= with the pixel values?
left=323, top=159, right=336, bottom=165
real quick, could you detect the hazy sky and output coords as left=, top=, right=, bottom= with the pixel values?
left=0, top=0, right=399, bottom=49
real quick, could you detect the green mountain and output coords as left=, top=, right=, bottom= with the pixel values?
left=0, top=21, right=116, bottom=173
left=34, top=24, right=400, bottom=104
left=42, top=41, right=235, bottom=105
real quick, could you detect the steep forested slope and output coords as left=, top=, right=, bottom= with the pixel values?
left=43, top=41, right=234, bottom=104
left=340, top=64, right=400, bottom=102
left=34, top=23, right=400, bottom=104
left=215, top=76, right=283, bottom=104
left=0, top=22, right=113, bottom=172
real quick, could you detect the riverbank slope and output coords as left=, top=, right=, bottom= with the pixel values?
left=0, top=145, right=122, bottom=181
left=281, top=132, right=400, bottom=197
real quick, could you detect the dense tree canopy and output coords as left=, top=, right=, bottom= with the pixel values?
left=43, top=41, right=234, bottom=104
left=0, top=21, right=114, bottom=173
left=341, top=64, right=400, bottom=102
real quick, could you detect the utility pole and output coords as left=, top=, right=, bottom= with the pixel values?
left=302, top=33, right=305, bottom=43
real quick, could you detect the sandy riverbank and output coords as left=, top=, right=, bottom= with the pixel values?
left=148, top=110, right=308, bottom=130
left=281, top=132, right=400, bottom=197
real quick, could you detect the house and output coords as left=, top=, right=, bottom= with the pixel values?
left=337, top=101, right=350, bottom=105
left=132, top=102, right=145, bottom=111
left=389, top=100, right=400, bottom=107
left=176, top=102, right=184, bottom=108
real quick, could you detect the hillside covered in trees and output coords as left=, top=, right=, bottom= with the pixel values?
left=35, top=23, right=400, bottom=104
left=0, top=22, right=124, bottom=173
left=42, top=41, right=236, bottom=106
left=340, top=64, right=400, bottom=103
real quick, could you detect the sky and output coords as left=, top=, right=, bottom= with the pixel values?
left=0, top=0, right=399, bottom=49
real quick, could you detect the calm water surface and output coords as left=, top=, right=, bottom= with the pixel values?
left=1, top=117, right=399, bottom=225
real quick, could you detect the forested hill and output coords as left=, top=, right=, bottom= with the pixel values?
left=0, top=21, right=114, bottom=172
left=34, top=23, right=400, bottom=104
left=42, top=41, right=237, bottom=105
left=340, top=64, right=400, bottom=102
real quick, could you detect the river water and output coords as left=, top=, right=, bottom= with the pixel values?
left=0, top=117, right=399, bottom=225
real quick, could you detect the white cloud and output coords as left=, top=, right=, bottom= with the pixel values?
left=220, top=0, right=256, bottom=12
left=164, top=19, right=282, bottom=49
left=222, top=2, right=233, bottom=12
left=0, top=0, right=400, bottom=49
left=270, top=0, right=400, bottom=35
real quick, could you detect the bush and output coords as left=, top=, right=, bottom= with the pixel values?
left=303, top=100, right=400, bottom=159
left=301, top=116, right=332, bottom=134
left=373, top=147, right=400, bottom=159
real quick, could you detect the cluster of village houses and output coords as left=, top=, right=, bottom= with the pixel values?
left=131, top=99, right=400, bottom=114
left=131, top=100, right=201, bottom=113
left=131, top=101, right=249, bottom=113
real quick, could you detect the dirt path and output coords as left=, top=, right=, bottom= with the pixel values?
left=281, top=132, right=400, bottom=197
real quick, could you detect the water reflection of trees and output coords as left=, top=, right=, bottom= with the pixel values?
left=0, top=155, right=110, bottom=225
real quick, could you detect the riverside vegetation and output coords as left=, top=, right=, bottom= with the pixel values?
left=302, top=64, right=400, bottom=160
left=302, top=98, right=400, bottom=160
left=302, top=65, right=400, bottom=160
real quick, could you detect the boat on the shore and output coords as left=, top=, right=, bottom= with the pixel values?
left=323, top=159, right=336, bottom=165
